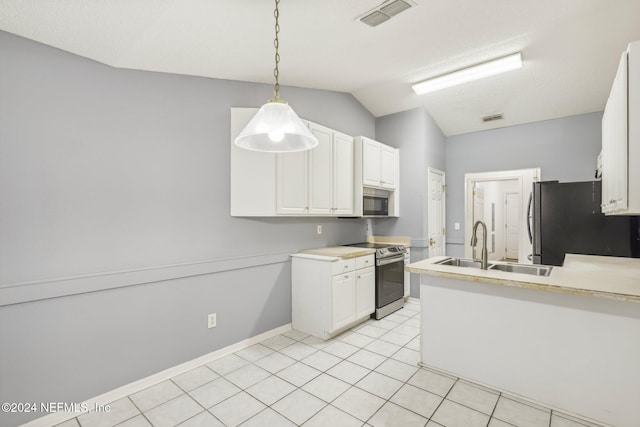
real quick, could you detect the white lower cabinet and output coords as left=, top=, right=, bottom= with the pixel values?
left=355, top=267, right=375, bottom=318
left=331, top=272, right=357, bottom=331
left=292, top=253, right=375, bottom=340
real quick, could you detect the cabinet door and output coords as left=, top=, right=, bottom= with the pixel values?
left=602, top=51, right=629, bottom=214
left=277, top=151, right=308, bottom=214
left=333, top=132, right=354, bottom=215
left=308, top=124, right=334, bottom=215
left=355, top=266, right=375, bottom=319
left=362, top=139, right=381, bottom=187
left=331, top=272, right=357, bottom=331
left=380, top=145, right=397, bottom=189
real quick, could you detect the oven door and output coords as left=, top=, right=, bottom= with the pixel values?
left=375, top=254, right=405, bottom=308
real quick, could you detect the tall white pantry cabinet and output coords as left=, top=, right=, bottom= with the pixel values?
left=601, top=40, right=640, bottom=215
left=291, top=253, right=375, bottom=340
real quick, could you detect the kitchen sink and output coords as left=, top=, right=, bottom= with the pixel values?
left=435, top=258, right=484, bottom=268
left=435, top=257, right=553, bottom=277
left=489, top=263, right=553, bottom=277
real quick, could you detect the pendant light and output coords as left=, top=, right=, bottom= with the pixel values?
left=234, top=0, right=318, bottom=153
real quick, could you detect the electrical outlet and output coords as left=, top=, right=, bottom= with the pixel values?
left=317, top=225, right=322, bottom=235
left=454, top=222, right=460, bottom=230
left=207, top=313, right=217, bottom=329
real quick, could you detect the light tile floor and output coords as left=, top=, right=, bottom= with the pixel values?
left=58, top=300, right=605, bottom=427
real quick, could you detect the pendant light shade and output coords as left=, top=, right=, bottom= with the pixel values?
left=233, top=0, right=318, bottom=153
left=234, top=101, right=318, bottom=152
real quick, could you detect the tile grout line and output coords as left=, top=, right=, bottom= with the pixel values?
left=168, top=374, right=229, bottom=427
left=486, top=390, right=503, bottom=427
left=90, top=302, right=603, bottom=427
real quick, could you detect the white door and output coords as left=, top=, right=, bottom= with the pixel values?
left=505, top=192, right=520, bottom=260
left=331, top=273, right=356, bottom=331
left=308, top=124, right=333, bottom=215
left=428, top=168, right=446, bottom=257
left=355, top=267, right=375, bottom=318
left=380, top=145, right=396, bottom=189
left=333, top=132, right=354, bottom=215
left=362, top=139, right=381, bottom=187
left=277, top=151, right=308, bottom=214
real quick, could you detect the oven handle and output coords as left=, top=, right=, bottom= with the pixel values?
left=376, top=254, right=406, bottom=267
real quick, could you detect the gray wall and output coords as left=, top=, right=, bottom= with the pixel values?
left=0, top=31, right=374, bottom=426
left=445, top=112, right=603, bottom=256
left=374, top=107, right=446, bottom=296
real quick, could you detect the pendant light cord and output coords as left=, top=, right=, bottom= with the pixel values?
left=273, top=0, right=281, bottom=100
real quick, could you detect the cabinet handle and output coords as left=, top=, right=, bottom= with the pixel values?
left=357, top=276, right=361, bottom=279
left=344, top=275, right=349, bottom=279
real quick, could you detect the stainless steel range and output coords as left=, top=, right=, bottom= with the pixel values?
left=346, top=242, right=406, bottom=319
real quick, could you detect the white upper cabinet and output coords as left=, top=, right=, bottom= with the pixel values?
left=357, top=136, right=398, bottom=190
left=602, top=40, right=640, bottom=215
left=353, top=136, right=400, bottom=217
left=333, top=131, right=355, bottom=215
left=362, top=138, right=382, bottom=187
left=307, top=124, right=334, bottom=215
left=380, top=144, right=397, bottom=189
left=277, top=150, right=309, bottom=214
left=273, top=120, right=354, bottom=216
left=230, top=108, right=277, bottom=217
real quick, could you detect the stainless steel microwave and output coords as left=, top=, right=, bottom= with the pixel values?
left=363, top=188, right=390, bottom=216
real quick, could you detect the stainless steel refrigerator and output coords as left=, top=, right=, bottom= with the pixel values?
left=529, top=180, right=640, bottom=266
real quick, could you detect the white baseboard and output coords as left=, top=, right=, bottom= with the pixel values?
left=21, top=323, right=292, bottom=427
left=417, top=362, right=612, bottom=427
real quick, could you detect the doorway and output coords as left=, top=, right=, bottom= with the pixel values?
left=464, top=168, right=539, bottom=264
left=428, top=168, right=446, bottom=257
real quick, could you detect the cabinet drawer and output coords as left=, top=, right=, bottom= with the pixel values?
left=332, top=259, right=356, bottom=275
left=356, top=255, right=375, bottom=270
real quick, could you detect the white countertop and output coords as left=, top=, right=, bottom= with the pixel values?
left=367, top=236, right=412, bottom=247
left=297, top=246, right=376, bottom=260
left=407, top=254, right=640, bottom=303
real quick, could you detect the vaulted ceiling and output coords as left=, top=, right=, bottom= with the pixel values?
left=1, top=0, right=639, bottom=135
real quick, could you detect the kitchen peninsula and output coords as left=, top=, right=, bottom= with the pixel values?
left=407, top=255, right=640, bottom=427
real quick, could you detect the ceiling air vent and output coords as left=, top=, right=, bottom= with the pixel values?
left=359, top=0, right=415, bottom=27
left=482, top=113, right=503, bottom=123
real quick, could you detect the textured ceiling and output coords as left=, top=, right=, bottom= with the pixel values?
left=1, top=0, right=639, bottom=136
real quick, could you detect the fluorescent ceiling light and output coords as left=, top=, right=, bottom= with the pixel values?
left=412, top=52, right=523, bottom=95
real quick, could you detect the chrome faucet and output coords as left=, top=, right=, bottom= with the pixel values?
left=470, top=220, right=489, bottom=269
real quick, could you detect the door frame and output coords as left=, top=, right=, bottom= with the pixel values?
left=427, top=167, right=446, bottom=257
left=464, top=168, right=540, bottom=263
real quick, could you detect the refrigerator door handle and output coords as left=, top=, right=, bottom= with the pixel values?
left=526, top=191, right=533, bottom=244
